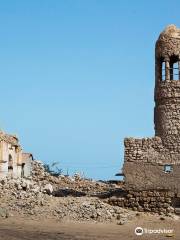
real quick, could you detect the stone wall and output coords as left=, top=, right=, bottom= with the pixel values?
left=124, top=136, right=180, bottom=164
left=0, top=141, right=20, bottom=178
left=107, top=189, right=175, bottom=215
left=124, top=137, right=163, bottom=163
left=22, top=153, right=33, bottom=177
left=155, top=76, right=180, bottom=152
left=123, top=137, right=180, bottom=192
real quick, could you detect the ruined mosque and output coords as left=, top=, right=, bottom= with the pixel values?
left=121, top=25, right=180, bottom=194
left=0, top=131, right=32, bottom=178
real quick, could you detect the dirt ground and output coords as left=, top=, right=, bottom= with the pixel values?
left=0, top=214, right=179, bottom=240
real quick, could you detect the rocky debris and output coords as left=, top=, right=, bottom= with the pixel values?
left=0, top=177, right=135, bottom=223
left=0, top=207, right=9, bottom=218
left=31, top=160, right=51, bottom=182
left=53, top=188, right=86, bottom=197
left=0, top=160, right=176, bottom=223
left=31, top=160, right=122, bottom=195
left=50, top=198, right=136, bottom=223
left=43, top=183, right=53, bottom=195
left=0, top=160, right=134, bottom=223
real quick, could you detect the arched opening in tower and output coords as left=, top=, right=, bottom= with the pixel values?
left=170, top=56, right=179, bottom=80
left=161, top=61, right=166, bottom=81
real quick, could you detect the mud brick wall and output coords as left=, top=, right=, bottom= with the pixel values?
left=108, top=190, right=175, bottom=215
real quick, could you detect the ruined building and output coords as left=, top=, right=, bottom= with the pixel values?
left=107, top=25, right=180, bottom=214
left=122, top=25, right=180, bottom=194
left=0, top=131, right=32, bottom=178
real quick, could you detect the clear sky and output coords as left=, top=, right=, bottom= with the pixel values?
left=0, top=0, right=180, bottom=180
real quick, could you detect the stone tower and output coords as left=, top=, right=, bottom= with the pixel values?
left=122, top=25, right=180, bottom=193
left=155, top=25, right=180, bottom=152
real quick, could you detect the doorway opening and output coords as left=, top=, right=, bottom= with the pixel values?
left=8, top=154, right=13, bottom=177
left=21, top=163, right=25, bottom=178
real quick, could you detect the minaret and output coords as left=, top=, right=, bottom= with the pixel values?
left=154, top=25, right=180, bottom=152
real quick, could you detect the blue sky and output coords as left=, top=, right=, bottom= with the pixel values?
left=0, top=1, right=179, bottom=180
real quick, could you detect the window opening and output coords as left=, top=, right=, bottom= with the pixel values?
left=170, top=56, right=179, bottom=80
left=164, top=165, right=173, bottom=173
left=162, top=61, right=166, bottom=81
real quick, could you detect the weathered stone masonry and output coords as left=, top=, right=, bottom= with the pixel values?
left=119, top=25, right=180, bottom=213
left=123, top=137, right=180, bottom=192
left=108, top=189, right=174, bottom=215
left=0, top=131, right=32, bottom=178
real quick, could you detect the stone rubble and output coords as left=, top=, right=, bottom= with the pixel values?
left=0, top=160, right=177, bottom=223
left=31, top=160, right=121, bottom=195
left=0, top=160, right=136, bottom=224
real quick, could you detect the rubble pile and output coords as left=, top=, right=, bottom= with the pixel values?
left=0, top=160, right=174, bottom=223
left=50, top=197, right=136, bottom=223
left=0, top=160, right=133, bottom=223
left=31, top=160, right=120, bottom=195
left=0, top=175, right=135, bottom=223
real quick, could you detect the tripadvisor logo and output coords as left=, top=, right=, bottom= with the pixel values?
left=135, top=227, right=174, bottom=236
left=135, top=227, right=144, bottom=236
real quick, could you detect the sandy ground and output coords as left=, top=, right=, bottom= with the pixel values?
left=0, top=214, right=179, bottom=240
